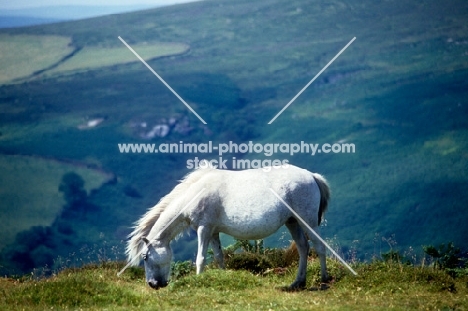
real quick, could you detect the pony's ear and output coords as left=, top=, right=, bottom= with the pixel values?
left=142, top=237, right=150, bottom=245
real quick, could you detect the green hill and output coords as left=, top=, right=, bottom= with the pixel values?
left=0, top=0, right=467, bottom=274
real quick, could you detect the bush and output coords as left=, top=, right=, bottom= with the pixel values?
left=423, top=242, right=464, bottom=270
left=225, top=252, right=274, bottom=274
left=171, top=261, right=194, bottom=280
left=223, top=239, right=300, bottom=274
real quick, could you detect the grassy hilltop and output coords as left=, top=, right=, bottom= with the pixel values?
left=0, top=0, right=468, bottom=275
left=1, top=259, right=467, bottom=310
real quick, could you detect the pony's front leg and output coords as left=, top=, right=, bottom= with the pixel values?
left=196, top=226, right=211, bottom=274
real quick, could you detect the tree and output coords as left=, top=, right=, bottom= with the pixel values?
left=58, top=172, right=87, bottom=211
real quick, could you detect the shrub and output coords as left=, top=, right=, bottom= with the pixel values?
left=423, top=242, right=464, bottom=270
left=225, top=252, right=274, bottom=274
left=423, top=242, right=467, bottom=277
left=171, top=260, right=194, bottom=280
left=223, top=239, right=300, bottom=274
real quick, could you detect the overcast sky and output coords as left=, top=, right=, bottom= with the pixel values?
left=0, top=0, right=199, bottom=10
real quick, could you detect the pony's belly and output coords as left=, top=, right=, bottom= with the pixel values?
left=216, top=214, right=286, bottom=240
left=220, top=226, right=281, bottom=240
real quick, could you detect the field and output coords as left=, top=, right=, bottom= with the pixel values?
left=0, top=34, right=72, bottom=84
left=46, top=41, right=190, bottom=77
left=0, top=0, right=467, bottom=276
left=0, top=154, right=111, bottom=250
left=0, top=33, right=189, bottom=84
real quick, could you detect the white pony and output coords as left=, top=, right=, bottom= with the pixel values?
left=125, top=164, right=330, bottom=290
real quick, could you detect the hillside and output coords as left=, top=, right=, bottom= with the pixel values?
left=0, top=0, right=468, bottom=274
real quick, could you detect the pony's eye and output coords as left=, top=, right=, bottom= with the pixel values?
left=142, top=253, right=147, bottom=260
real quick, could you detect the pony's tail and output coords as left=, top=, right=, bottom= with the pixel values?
left=312, top=173, right=331, bottom=226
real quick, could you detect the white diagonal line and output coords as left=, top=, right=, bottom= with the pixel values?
left=268, top=37, right=356, bottom=124
left=118, top=36, right=207, bottom=125
left=117, top=187, right=206, bottom=277
left=269, top=188, right=358, bottom=276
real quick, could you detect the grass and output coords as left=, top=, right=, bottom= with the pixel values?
left=0, top=260, right=467, bottom=310
left=0, top=0, right=467, bottom=272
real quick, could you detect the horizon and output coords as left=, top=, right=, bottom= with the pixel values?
left=0, top=0, right=203, bottom=26
left=0, top=0, right=200, bottom=10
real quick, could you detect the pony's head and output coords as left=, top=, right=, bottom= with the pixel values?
left=142, top=237, right=172, bottom=289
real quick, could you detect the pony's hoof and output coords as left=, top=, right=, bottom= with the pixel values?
left=309, top=283, right=330, bottom=291
left=279, top=281, right=306, bottom=292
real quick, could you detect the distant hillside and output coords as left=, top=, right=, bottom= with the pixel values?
left=0, top=16, right=64, bottom=28
left=0, top=0, right=467, bottom=275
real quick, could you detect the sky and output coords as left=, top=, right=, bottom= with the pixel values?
left=0, top=0, right=199, bottom=10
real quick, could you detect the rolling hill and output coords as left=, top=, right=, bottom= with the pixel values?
left=0, top=0, right=467, bottom=274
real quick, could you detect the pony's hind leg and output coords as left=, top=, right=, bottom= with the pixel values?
left=211, top=233, right=225, bottom=269
left=307, top=227, right=329, bottom=285
left=285, top=218, right=309, bottom=290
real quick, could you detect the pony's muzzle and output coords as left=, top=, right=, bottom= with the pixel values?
left=147, top=279, right=168, bottom=290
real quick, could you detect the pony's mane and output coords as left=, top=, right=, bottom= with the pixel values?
left=126, top=167, right=213, bottom=266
